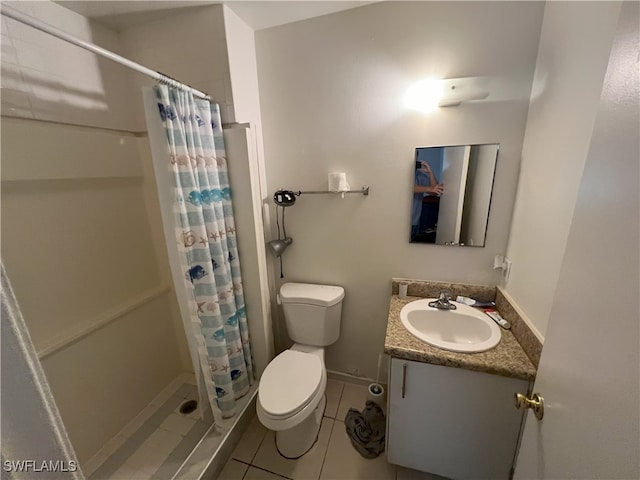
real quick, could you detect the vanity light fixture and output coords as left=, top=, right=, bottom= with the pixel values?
left=404, top=76, right=490, bottom=112
left=403, top=78, right=443, bottom=113
left=438, top=77, right=490, bottom=107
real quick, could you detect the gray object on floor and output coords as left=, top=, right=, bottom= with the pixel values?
left=344, top=400, right=386, bottom=459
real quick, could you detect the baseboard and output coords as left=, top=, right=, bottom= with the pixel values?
left=327, top=369, right=386, bottom=389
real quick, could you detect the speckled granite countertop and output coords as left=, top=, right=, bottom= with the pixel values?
left=384, top=295, right=537, bottom=381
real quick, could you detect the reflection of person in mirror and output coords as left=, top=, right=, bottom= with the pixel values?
left=414, top=161, right=443, bottom=195
left=411, top=161, right=444, bottom=241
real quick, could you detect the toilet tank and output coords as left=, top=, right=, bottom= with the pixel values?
left=279, top=283, right=344, bottom=346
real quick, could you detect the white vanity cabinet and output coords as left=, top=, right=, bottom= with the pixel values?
left=387, top=357, right=530, bottom=479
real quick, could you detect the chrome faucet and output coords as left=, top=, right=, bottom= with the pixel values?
left=428, top=291, right=457, bottom=310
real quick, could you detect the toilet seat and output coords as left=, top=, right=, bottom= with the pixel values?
left=258, top=349, right=323, bottom=418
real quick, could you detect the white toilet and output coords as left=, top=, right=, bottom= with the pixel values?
left=257, top=282, right=344, bottom=458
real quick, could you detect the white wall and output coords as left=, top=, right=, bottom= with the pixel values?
left=0, top=1, right=190, bottom=463
left=515, top=2, right=639, bottom=476
left=1, top=1, right=137, bottom=130
left=119, top=4, right=235, bottom=130
left=223, top=5, right=262, bottom=129
left=256, top=2, right=544, bottom=378
left=504, top=1, right=622, bottom=338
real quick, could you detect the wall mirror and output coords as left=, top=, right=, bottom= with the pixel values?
left=411, top=143, right=499, bottom=247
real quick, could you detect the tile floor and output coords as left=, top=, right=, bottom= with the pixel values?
left=85, top=374, right=213, bottom=480
left=218, top=380, right=443, bottom=480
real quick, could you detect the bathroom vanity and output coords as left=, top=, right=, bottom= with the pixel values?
left=384, top=281, right=537, bottom=480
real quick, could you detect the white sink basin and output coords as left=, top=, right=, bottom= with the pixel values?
left=400, top=299, right=501, bottom=353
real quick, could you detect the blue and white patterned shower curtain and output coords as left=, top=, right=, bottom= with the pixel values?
left=153, top=85, right=253, bottom=419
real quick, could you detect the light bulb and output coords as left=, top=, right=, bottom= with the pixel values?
left=403, top=79, right=444, bottom=113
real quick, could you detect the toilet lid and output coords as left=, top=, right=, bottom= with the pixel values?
left=259, top=350, right=323, bottom=418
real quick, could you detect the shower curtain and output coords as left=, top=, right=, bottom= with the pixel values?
left=147, top=85, right=254, bottom=422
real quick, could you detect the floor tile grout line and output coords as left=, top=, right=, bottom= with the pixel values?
left=234, top=458, right=251, bottom=480
left=248, top=423, right=269, bottom=465
left=317, top=417, right=337, bottom=480
left=248, top=417, right=329, bottom=480
left=332, top=382, right=346, bottom=422
left=245, top=463, right=294, bottom=480
left=233, top=379, right=372, bottom=480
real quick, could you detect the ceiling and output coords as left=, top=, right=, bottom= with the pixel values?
left=56, top=1, right=375, bottom=31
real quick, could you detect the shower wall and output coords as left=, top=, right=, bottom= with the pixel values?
left=0, top=1, right=189, bottom=463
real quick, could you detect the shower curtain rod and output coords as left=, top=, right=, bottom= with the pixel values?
left=0, top=5, right=211, bottom=101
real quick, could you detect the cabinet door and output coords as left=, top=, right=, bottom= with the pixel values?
left=387, top=358, right=529, bottom=479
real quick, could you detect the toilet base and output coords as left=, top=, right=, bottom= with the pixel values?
left=275, top=394, right=326, bottom=459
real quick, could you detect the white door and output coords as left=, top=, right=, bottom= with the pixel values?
left=514, top=4, right=639, bottom=478
left=435, top=146, right=470, bottom=244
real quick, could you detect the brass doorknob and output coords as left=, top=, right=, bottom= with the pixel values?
left=514, top=392, right=544, bottom=420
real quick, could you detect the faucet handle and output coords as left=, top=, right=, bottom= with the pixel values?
left=439, top=291, right=451, bottom=301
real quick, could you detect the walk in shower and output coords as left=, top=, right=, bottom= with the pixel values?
left=0, top=2, right=272, bottom=479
